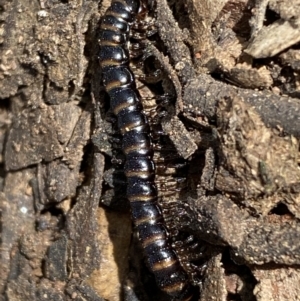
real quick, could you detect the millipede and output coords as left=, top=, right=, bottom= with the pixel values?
left=98, top=0, right=197, bottom=300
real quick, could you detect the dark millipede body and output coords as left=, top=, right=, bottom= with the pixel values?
left=98, top=0, right=196, bottom=300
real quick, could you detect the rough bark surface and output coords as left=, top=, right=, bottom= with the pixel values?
left=1, top=0, right=300, bottom=300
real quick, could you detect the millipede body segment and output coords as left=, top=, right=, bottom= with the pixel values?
left=98, top=0, right=195, bottom=299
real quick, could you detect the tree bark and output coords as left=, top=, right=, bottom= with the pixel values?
left=1, top=0, right=300, bottom=300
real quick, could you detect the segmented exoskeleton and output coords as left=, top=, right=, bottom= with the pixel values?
left=98, top=1, right=195, bottom=299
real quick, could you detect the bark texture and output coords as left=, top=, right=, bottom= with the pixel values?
left=1, top=0, right=300, bottom=300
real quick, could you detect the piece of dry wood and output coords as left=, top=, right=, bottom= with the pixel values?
left=184, top=74, right=300, bottom=138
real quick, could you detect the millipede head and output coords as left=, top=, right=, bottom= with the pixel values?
left=123, top=0, right=140, bottom=14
